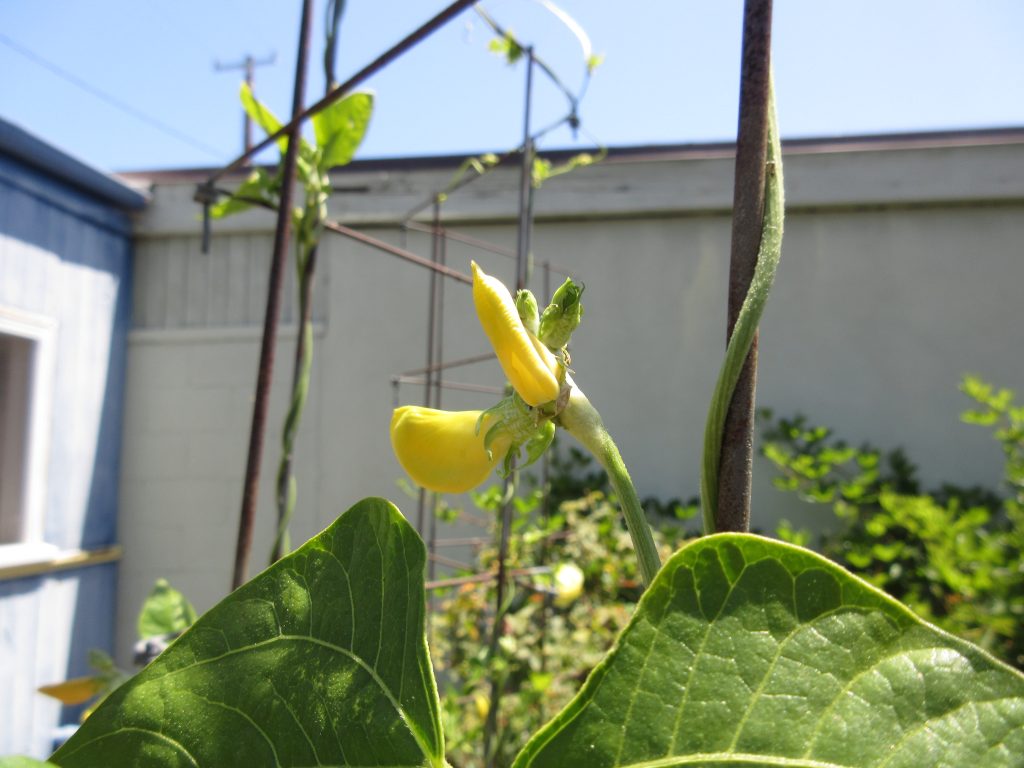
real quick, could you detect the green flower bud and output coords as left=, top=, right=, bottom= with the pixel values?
left=515, top=289, right=540, bottom=336
left=538, top=278, right=584, bottom=349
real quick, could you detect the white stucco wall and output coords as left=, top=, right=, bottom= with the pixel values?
left=115, top=133, right=1024, bottom=664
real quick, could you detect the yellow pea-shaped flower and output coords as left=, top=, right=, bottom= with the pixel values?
left=472, top=261, right=561, bottom=407
left=390, top=406, right=512, bottom=493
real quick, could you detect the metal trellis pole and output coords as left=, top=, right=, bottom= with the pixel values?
left=485, top=45, right=535, bottom=768
left=231, top=0, right=314, bottom=591
left=716, top=0, right=774, bottom=533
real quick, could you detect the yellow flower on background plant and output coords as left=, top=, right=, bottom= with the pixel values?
left=471, top=261, right=561, bottom=407
left=553, top=563, right=585, bottom=607
left=391, top=406, right=512, bottom=494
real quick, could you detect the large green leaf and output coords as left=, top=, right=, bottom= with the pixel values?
left=239, top=83, right=314, bottom=161
left=513, top=534, right=1024, bottom=767
left=52, top=498, right=445, bottom=768
left=311, top=91, right=374, bottom=171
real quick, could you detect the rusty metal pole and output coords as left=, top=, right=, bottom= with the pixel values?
left=716, top=0, right=773, bottom=533
left=416, top=199, right=444, bottom=539
left=231, top=0, right=314, bottom=590
left=485, top=46, right=535, bottom=768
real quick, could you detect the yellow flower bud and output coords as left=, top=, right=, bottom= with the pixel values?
left=390, top=406, right=512, bottom=494
left=471, top=261, right=561, bottom=407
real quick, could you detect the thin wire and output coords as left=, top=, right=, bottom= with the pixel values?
left=0, top=33, right=225, bottom=161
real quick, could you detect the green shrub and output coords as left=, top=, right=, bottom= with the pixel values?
left=760, top=375, right=1024, bottom=668
left=430, top=478, right=690, bottom=768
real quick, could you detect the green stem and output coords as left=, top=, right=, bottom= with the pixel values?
left=271, top=237, right=316, bottom=564
left=558, top=385, right=661, bottom=587
left=700, top=76, right=785, bottom=534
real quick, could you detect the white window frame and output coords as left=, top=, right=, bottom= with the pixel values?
left=0, top=306, right=58, bottom=568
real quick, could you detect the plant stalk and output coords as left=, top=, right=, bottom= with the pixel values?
left=559, top=385, right=661, bottom=587
left=271, top=238, right=317, bottom=563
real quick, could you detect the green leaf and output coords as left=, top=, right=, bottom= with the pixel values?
left=137, top=578, right=198, bottom=639
left=513, top=534, right=1024, bottom=768
left=239, top=83, right=314, bottom=161
left=240, top=82, right=288, bottom=153
left=210, top=169, right=275, bottom=219
left=0, top=758, right=61, bottom=768
left=311, top=91, right=374, bottom=171
left=53, top=498, right=445, bottom=768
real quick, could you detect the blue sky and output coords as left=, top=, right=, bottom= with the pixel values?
left=1, top=1, right=1022, bottom=173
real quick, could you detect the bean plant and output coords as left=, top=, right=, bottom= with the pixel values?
left=13, top=7, right=1024, bottom=766
left=37, top=84, right=1024, bottom=766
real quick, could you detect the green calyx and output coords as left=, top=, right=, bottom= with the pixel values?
left=477, top=393, right=558, bottom=478
left=538, top=278, right=584, bottom=350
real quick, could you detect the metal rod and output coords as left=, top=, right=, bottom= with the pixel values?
left=431, top=536, right=491, bottom=547
left=428, top=551, right=470, bottom=571
left=232, top=0, right=314, bottom=590
left=485, top=48, right=535, bottom=768
left=203, top=0, right=478, bottom=186
left=425, top=566, right=551, bottom=592
left=390, top=377, right=506, bottom=396
left=716, top=0, right=773, bottom=533
left=400, top=351, right=495, bottom=378
left=403, top=221, right=517, bottom=259
left=403, top=221, right=573, bottom=278
left=431, top=202, right=446, bottom=410
left=538, top=260, right=552, bottom=677
left=324, top=220, right=472, bottom=284
left=427, top=217, right=447, bottom=583
left=422, top=199, right=443, bottom=565
left=515, top=50, right=536, bottom=291
left=205, top=191, right=474, bottom=284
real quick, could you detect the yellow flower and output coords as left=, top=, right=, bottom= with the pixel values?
left=390, top=406, right=512, bottom=494
left=472, top=261, right=561, bottom=407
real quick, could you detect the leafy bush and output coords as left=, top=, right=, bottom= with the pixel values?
left=760, top=375, right=1024, bottom=668
left=430, top=481, right=690, bottom=768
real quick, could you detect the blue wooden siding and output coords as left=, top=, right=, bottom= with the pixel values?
left=0, top=148, right=135, bottom=758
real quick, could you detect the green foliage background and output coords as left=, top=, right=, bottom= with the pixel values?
left=430, top=477, right=691, bottom=768
left=761, top=376, right=1024, bottom=669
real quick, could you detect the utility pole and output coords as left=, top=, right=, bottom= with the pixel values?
left=215, top=53, right=276, bottom=159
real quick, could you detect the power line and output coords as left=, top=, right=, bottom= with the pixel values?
left=0, top=32, right=225, bottom=160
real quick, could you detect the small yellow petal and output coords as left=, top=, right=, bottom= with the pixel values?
left=38, top=676, right=103, bottom=705
left=471, top=261, right=560, bottom=407
left=390, top=406, right=511, bottom=494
